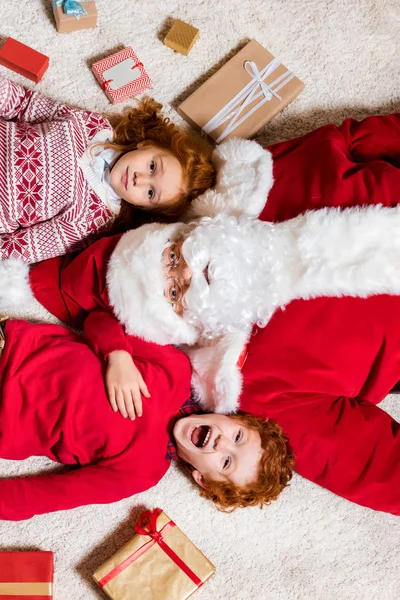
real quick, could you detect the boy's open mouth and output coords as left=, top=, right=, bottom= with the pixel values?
left=191, top=426, right=211, bottom=448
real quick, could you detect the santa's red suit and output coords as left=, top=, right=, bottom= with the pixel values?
left=263, top=112, right=400, bottom=220
left=240, top=112, right=400, bottom=515
left=7, top=112, right=400, bottom=515
left=239, top=296, right=400, bottom=515
left=0, top=318, right=191, bottom=521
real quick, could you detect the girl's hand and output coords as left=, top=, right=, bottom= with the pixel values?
left=106, top=350, right=150, bottom=420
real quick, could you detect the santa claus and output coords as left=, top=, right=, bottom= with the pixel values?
left=1, top=113, right=399, bottom=515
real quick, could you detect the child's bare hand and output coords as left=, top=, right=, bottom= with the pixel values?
left=106, top=350, right=150, bottom=420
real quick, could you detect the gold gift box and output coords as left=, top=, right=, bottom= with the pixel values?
left=53, top=1, right=97, bottom=34
left=93, top=508, right=216, bottom=600
left=178, top=39, right=304, bottom=142
left=164, top=20, right=200, bottom=56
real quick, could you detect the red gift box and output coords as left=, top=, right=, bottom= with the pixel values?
left=0, top=552, right=53, bottom=599
left=0, top=37, right=49, bottom=83
left=92, top=47, right=151, bottom=104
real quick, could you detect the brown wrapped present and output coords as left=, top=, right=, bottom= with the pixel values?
left=93, top=508, right=216, bottom=600
left=164, top=20, right=200, bottom=56
left=52, top=1, right=97, bottom=34
left=178, top=39, right=304, bottom=142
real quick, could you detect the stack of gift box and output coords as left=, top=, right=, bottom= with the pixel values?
left=0, top=2, right=304, bottom=132
left=0, top=508, right=215, bottom=600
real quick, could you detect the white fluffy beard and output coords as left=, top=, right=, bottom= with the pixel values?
left=181, top=214, right=280, bottom=339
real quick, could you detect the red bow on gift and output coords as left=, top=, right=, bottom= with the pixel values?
left=134, top=506, right=164, bottom=537
left=101, top=62, right=144, bottom=91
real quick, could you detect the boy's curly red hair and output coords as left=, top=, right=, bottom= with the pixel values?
left=105, top=97, right=216, bottom=223
left=197, top=413, right=294, bottom=512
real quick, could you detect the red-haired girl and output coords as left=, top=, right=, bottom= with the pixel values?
left=0, top=75, right=215, bottom=263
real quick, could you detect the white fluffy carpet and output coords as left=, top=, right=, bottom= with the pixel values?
left=1, top=1, right=400, bottom=599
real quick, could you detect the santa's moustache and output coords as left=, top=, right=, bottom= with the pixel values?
left=181, top=214, right=289, bottom=339
left=180, top=206, right=400, bottom=340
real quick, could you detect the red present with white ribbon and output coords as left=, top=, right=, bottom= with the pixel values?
left=92, top=47, right=151, bottom=104
left=93, top=508, right=216, bottom=600
left=0, top=551, right=53, bottom=599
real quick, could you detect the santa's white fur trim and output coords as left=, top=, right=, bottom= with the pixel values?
left=0, top=258, right=33, bottom=311
left=274, top=204, right=400, bottom=304
left=189, top=138, right=273, bottom=220
left=183, top=327, right=251, bottom=413
left=107, top=223, right=199, bottom=346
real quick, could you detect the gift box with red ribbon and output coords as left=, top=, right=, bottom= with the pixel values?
left=93, top=508, right=216, bottom=600
left=0, top=551, right=54, bottom=599
left=92, top=47, right=151, bottom=104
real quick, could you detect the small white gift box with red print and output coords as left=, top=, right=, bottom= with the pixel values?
left=92, top=47, right=151, bottom=104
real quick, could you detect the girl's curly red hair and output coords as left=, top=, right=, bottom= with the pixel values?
left=105, top=97, right=216, bottom=224
left=197, top=413, right=294, bottom=512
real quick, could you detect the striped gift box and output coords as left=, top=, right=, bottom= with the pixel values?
left=92, top=47, right=151, bottom=104
left=0, top=552, right=53, bottom=599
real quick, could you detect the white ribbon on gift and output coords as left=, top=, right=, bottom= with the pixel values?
left=203, top=59, right=294, bottom=143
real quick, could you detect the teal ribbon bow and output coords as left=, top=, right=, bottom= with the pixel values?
left=52, top=0, right=88, bottom=19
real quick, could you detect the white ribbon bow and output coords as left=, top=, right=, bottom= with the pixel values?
left=203, top=59, right=294, bottom=143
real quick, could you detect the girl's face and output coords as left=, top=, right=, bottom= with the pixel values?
left=110, top=142, right=184, bottom=209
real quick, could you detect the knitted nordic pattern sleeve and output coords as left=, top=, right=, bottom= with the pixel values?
left=0, top=76, right=115, bottom=262
left=0, top=75, right=31, bottom=120
left=0, top=75, right=99, bottom=125
left=0, top=190, right=112, bottom=262
left=0, top=75, right=57, bottom=122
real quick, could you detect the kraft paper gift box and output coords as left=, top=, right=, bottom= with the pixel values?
left=178, top=39, right=304, bottom=143
left=164, top=20, right=200, bottom=56
left=92, top=47, right=152, bottom=104
left=93, top=508, right=216, bottom=600
left=0, top=551, right=54, bottom=599
left=52, top=1, right=97, bottom=34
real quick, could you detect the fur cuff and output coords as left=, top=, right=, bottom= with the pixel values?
left=183, top=327, right=251, bottom=413
left=0, top=258, right=32, bottom=311
left=189, top=138, right=273, bottom=220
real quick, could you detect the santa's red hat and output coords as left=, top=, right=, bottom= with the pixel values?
left=107, top=222, right=199, bottom=346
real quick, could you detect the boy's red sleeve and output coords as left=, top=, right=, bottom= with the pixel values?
left=0, top=453, right=169, bottom=521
